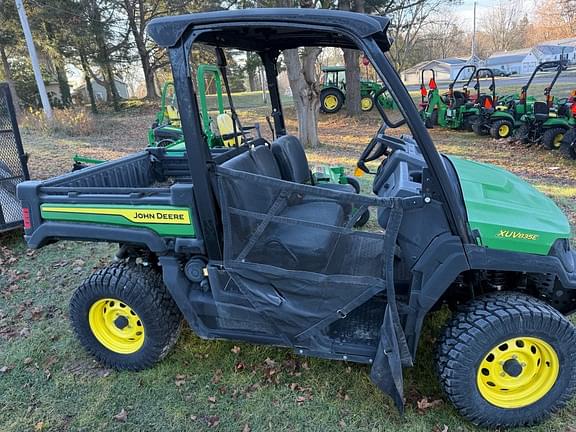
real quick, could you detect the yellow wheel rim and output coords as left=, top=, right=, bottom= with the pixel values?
left=498, top=124, right=510, bottom=137
left=553, top=133, right=564, bottom=148
left=361, top=97, right=373, bottom=111
left=88, top=298, right=145, bottom=354
left=477, top=337, right=559, bottom=409
left=323, top=94, right=338, bottom=110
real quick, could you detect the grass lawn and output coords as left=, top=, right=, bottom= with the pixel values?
left=1, top=107, right=575, bottom=432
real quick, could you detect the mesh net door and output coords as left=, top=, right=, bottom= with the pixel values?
left=217, top=166, right=403, bottom=344
left=0, top=83, right=29, bottom=231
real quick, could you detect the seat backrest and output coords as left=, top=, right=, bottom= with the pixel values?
left=165, top=105, right=180, bottom=126
left=533, top=101, right=549, bottom=121
left=271, top=135, right=311, bottom=184
left=250, top=145, right=282, bottom=179
left=217, top=113, right=240, bottom=147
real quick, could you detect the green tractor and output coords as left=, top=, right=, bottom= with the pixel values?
left=420, top=65, right=481, bottom=131
left=514, top=62, right=576, bottom=149
left=319, top=65, right=394, bottom=114
left=17, top=9, right=576, bottom=428
left=473, top=61, right=563, bottom=140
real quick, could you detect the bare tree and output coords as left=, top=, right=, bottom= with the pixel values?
left=479, top=0, right=526, bottom=52
left=284, top=47, right=323, bottom=147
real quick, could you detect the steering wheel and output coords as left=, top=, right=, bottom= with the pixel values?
left=356, top=123, right=389, bottom=174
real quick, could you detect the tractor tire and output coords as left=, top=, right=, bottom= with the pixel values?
left=514, top=124, right=530, bottom=144
left=437, top=292, right=576, bottom=428
left=344, top=176, right=370, bottom=228
left=360, top=96, right=374, bottom=112
left=559, top=129, right=576, bottom=160
left=472, top=120, right=487, bottom=136
left=320, top=88, right=344, bottom=114
left=464, top=115, right=478, bottom=132
left=542, top=127, right=566, bottom=150
left=430, top=109, right=439, bottom=126
left=489, top=119, right=514, bottom=139
left=70, top=262, right=182, bottom=371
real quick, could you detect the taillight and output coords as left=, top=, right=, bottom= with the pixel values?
left=22, top=207, right=31, bottom=230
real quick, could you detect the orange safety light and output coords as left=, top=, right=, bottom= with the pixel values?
left=420, top=85, right=427, bottom=97
left=429, top=78, right=437, bottom=90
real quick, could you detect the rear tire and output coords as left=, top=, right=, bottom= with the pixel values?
left=464, top=115, right=478, bottom=132
left=472, top=120, right=487, bottom=136
left=542, top=127, right=566, bottom=150
left=70, top=262, right=182, bottom=371
left=560, top=129, right=576, bottom=159
left=489, top=119, right=514, bottom=139
left=514, top=123, right=530, bottom=144
left=437, top=292, right=576, bottom=428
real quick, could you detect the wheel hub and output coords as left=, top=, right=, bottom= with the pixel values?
left=88, top=298, right=145, bottom=354
left=476, top=337, right=559, bottom=409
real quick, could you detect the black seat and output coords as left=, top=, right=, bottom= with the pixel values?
left=271, top=135, right=355, bottom=193
left=220, top=145, right=344, bottom=268
left=533, top=101, right=550, bottom=122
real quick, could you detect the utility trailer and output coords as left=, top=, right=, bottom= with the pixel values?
left=0, top=83, right=29, bottom=232
left=17, top=9, right=576, bottom=428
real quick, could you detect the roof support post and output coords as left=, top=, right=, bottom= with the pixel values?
left=169, top=39, right=222, bottom=260
left=260, top=50, right=286, bottom=137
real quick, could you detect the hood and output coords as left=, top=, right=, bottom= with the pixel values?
left=448, top=156, right=571, bottom=255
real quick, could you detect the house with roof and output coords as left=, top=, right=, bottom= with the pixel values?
left=532, top=44, right=576, bottom=64
left=401, top=57, right=470, bottom=85
left=484, top=48, right=535, bottom=75
left=74, top=76, right=129, bottom=103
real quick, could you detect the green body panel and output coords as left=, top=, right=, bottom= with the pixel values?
left=40, top=204, right=196, bottom=237
left=449, top=156, right=570, bottom=255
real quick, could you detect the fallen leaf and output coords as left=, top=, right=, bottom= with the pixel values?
left=338, top=419, right=346, bottom=429
left=175, top=374, right=186, bottom=386
left=23, top=357, right=33, bottom=365
left=113, top=408, right=128, bottom=422
left=231, top=345, right=241, bottom=354
left=212, top=369, right=223, bottom=384
left=208, top=396, right=217, bottom=404
left=235, top=361, right=245, bottom=372
left=191, top=415, right=197, bottom=421
left=0, top=365, right=13, bottom=373
left=417, top=397, right=442, bottom=412
left=34, top=421, right=44, bottom=431
left=30, top=307, right=43, bottom=320
left=207, top=416, right=220, bottom=428
left=242, top=424, right=251, bottom=432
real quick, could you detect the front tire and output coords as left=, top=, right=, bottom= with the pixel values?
left=472, top=119, right=487, bottom=136
left=70, top=262, right=182, bottom=371
left=542, top=127, right=566, bottom=150
left=490, top=119, right=514, bottom=139
left=437, top=292, right=576, bottom=428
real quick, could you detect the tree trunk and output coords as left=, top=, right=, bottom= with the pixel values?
left=124, top=0, right=157, bottom=99
left=284, top=47, right=322, bottom=147
left=55, top=64, right=72, bottom=107
left=0, top=46, right=21, bottom=115
left=80, top=51, right=98, bottom=114
left=343, top=49, right=361, bottom=116
left=341, top=0, right=364, bottom=117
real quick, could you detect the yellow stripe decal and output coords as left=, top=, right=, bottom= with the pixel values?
left=42, top=207, right=191, bottom=225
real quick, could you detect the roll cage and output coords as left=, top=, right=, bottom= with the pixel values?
left=146, top=8, right=472, bottom=261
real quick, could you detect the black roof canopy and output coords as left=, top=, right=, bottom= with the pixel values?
left=147, top=8, right=391, bottom=51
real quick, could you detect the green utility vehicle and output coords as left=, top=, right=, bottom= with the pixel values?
left=514, top=62, right=575, bottom=149
left=319, top=65, right=394, bottom=113
left=17, top=10, right=576, bottom=428
left=420, top=65, right=480, bottom=131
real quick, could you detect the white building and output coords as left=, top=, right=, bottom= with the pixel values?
left=75, top=77, right=130, bottom=102
left=401, top=58, right=470, bottom=85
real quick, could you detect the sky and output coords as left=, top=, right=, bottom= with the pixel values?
left=454, top=0, right=536, bottom=26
